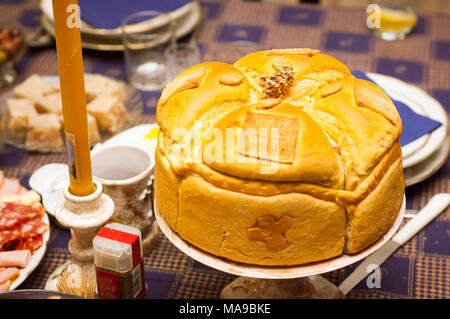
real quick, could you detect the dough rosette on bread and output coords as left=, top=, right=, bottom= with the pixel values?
left=154, top=48, right=404, bottom=266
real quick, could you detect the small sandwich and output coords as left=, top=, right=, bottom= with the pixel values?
left=26, top=113, right=64, bottom=151
left=35, top=92, right=63, bottom=114
left=6, top=98, right=38, bottom=134
left=84, top=74, right=125, bottom=102
left=87, top=95, right=127, bottom=133
left=13, top=74, right=59, bottom=102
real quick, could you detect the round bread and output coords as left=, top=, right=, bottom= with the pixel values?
left=154, top=48, right=404, bottom=266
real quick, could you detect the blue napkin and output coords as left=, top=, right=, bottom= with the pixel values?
left=352, top=70, right=442, bottom=147
left=78, top=0, right=192, bottom=30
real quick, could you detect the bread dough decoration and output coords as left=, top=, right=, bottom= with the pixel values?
left=247, top=215, right=294, bottom=251
left=259, top=64, right=294, bottom=99
left=239, top=112, right=299, bottom=164
left=159, top=64, right=206, bottom=106
left=320, top=82, right=343, bottom=98
left=219, top=72, right=244, bottom=86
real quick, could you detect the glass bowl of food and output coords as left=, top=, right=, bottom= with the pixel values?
left=0, top=26, right=26, bottom=88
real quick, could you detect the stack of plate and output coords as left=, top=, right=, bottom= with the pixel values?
left=367, top=73, right=449, bottom=187
left=39, top=0, right=202, bottom=51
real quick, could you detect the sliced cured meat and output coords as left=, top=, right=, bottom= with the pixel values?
left=0, top=228, right=22, bottom=251
left=0, top=202, right=44, bottom=231
left=0, top=178, right=20, bottom=198
left=0, top=250, right=31, bottom=268
left=13, top=235, right=43, bottom=252
left=0, top=267, right=19, bottom=284
left=0, top=202, right=47, bottom=252
left=19, top=218, right=47, bottom=238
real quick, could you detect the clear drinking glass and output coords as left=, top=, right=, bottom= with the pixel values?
left=121, top=11, right=176, bottom=91
left=366, top=3, right=417, bottom=41
left=165, top=41, right=201, bottom=81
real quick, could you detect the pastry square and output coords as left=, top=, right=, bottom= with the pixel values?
left=7, top=98, right=38, bottom=134
left=87, top=95, right=127, bottom=133
left=35, top=91, right=63, bottom=114
left=26, top=113, right=64, bottom=150
left=13, top=74, right=59, bottom=102
left=84, top=74, right=124, bottom=102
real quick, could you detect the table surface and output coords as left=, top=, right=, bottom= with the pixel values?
left=0, top=0, right=449, bottom=299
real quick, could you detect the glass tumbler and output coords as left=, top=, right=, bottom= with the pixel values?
left=366, top=3, right=417, bottom=41
left=165, top=41, right=201, bottom=81
left=121, top=11, right=176, bottom=91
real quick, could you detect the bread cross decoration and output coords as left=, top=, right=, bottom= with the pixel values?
left=247, top=215, right=294, bottom=251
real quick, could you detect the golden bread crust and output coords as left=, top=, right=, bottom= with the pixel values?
left=154, top=49, right=404, bottom=266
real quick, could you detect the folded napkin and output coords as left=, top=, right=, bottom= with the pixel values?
left=352, top=70, right=442, bottom=147
left=78, top=0, right=192, bottom=30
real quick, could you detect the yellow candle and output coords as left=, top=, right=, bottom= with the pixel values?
left=52, top=0, right=94, bottom=196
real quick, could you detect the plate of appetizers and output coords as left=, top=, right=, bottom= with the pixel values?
left=1, top=73, right=143, bottom=153
left=0, top=171, right=50, bottom=291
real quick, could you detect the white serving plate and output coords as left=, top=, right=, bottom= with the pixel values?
left=405, top=138, right=449, bottom=187
left=93, top=123, right=158, bottom=152
left=40, top=1, right=202, bottom=51
left=9, top=210, right=50, bottom=290
left=40, top=0, right=193, bottom=37
left=366, top=73, right=448, bottom=168
left=154, top=196, right=405, bottom=279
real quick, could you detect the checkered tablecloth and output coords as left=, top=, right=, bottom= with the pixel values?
left=0, top=0, right=449, bottom=299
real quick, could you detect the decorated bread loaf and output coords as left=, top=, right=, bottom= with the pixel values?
left=154, top=48, right=404, bottom=266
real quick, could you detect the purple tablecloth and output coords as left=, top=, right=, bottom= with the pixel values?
left=0, top=0, right=449, bottom=299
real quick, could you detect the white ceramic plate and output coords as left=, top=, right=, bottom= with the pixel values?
left=9, top=211, right=50, bottom=290
left=93, top=123, right=158, bottom=151
left=405, top=138, right=449, bottom=187
left=2, top=75, right=143, bottom=153
left=154, top=197, right=405, bottom=279
left=366, top=73, right=448, bottom=168
left=40, top=2, right=202, bottom=51
left=40, top=0, right=193, bottom=37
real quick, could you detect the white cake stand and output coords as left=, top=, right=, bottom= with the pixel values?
left=154, top=197, right=405, bottom=298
